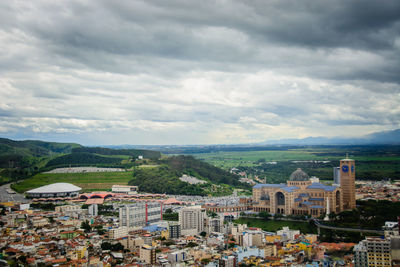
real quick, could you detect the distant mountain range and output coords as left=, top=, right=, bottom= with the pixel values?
left=261, top=129, right=400, bottom=145
left=100, top=129, right=400, bottom=155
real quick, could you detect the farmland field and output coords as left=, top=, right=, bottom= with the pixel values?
left=191, top=146, right=400, bottom=183
left=12, top=171, right=133, bottom=193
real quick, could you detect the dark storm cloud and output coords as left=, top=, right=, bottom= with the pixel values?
left=0, top=0, right=399, bottom=144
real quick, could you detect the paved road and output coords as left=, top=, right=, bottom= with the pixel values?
left=0, top=183, right=27, bottom=203
left=313, top=219, right=384, bottom=235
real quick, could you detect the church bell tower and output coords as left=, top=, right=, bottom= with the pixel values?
left=339, top=156, right=356, bottom=210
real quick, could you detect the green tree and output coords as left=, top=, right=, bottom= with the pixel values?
left=101, top=242, right=112, bottom=250
left=259, top=211, right=270, bottom=219
left=201, top=258, right=211, bottom=265
left=186, top=242, right=198, bottom=248
left=112, top=243, right=124, bottom=251
left=81, top=220, right=91, bottom=233
left=165, top=208, right=173, bottom=214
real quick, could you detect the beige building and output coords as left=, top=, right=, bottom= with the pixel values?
left=109, top=227, right=128, bottom=239
left=31, top=217, right=49, bottom=227
left=264, top=244, right=277, bottom=257
left=253, top=158, right=356, bottom=217
left=140, top=245, right=156, bottom=265
left=119, top=236, right=144, bottom=252
left=179, top=205, right=206, bottom=236
left=112, top=185, right=138, bottom=194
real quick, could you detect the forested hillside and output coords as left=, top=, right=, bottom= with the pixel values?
left=129, top=165, right=205, bottom=195
left=45, top=152, right=123, bottom=168
left=0, top=138, right=81, bottom=182
left=166, top=155, right=242, bottom=186
left=128, top=155, right=247, bottom=195
left=72, top=147, right=161, bottom=159
left=0, top=138, right=162, bottom=184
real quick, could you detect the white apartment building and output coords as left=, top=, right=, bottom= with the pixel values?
left=354, top=237, right=391, bottom=267
left=55, top=205, right=82, bottom=213
left=167, top=250, right=187, bottom=264
left=179, top=205, right=206, bottom=236
left=140, top=245, right=156, bottom=265
left=119, top=202, right=162, bottom=230
left=354, top=241, right=368, bottom=267
left=277, top=227, right=300, bottom=241
left=112, top=185, right=138, bottom=194
left=109, top=227, right=129, bottom=239
left=240, top=230, right=264, bottom=247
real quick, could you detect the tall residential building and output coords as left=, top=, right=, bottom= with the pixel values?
left=167, top=250, right=187, bottom=264
left=88, top=204, right=98, bottom=216
left=169, top=223, right=181, bottom=239
left=219, top=255, right=238, bottom=267
left=354, top=241, right=368, bottom=267
left=354, top=237, right=391, bottom=267
left=139, top=245, right=156, bottom=265
left=333, top=167, right=340, bottom=185
left=179, top=205, right=206, bottom=236
left=241, top=230, right=264, bottom=247
left=391, top=236, right=400, bottom=265
left=109, top=227, right=128, bottom=239
left=367, top=237, right=391, bottom=267
left=209, top=217, right=224, bottom=233
left=119, top=202, right=162, bottom=229
left=340, top=158, right=356, bottom=210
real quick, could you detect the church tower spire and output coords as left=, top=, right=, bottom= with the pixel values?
left=340, top=156, right=356, bottom=210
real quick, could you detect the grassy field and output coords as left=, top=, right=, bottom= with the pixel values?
left=194, top=150, right=325, bottom=169
left=0, top=168, right=11, bottom=184
left=234, top=217, right=317, bottom=234
left=192, top=147, right=400, bottom=181
left=12, top=171, right=133, bottom=193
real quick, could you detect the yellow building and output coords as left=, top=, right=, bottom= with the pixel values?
left=265, top=235, right=281, bottom=243
left=253, top=159, right=356, bottom=216
left=75, top=246, right=87, bottom=260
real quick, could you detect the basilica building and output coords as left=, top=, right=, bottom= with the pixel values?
left=252, top=158, right=356, bottom=217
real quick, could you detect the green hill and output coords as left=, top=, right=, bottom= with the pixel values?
left=128, top=155, right=248, bottom=196
left=0, top=138, right=82, bottom=182
left=72, top=147, right=161, bottom=160
left=0, top=138, right=161, bottom=184
left=0, top=138, right=81, bottom=160
left=45, top=152, right=124, bottom=168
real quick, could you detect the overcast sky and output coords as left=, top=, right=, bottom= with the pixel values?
left=1, top=0, right=400, bottom=145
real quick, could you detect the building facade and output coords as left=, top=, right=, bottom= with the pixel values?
left=119, top=202, right=162, bottom=229
left=354, top=237, right=391, bottom=267
left=340, top=158, right=356, bottom=210
left=109, top=227, right=128, bottom=239
left=139, top=245, right=156, bottom=265
left=111, top=185, right=138, bottom=194
left=253, top=158, right=356, bottom=217
left=169, top=223, right=181, bottom=239
left=333, top=167, right=340, bottom=185
left=26, top=183, right=81, bottom=198
left=178, top=205, right=206, bottom=236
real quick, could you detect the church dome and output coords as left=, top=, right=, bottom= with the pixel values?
left=289, top=168, right=309, bottom=181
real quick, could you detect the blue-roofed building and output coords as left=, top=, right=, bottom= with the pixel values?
left=252, top=166, right=349, bottom=217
